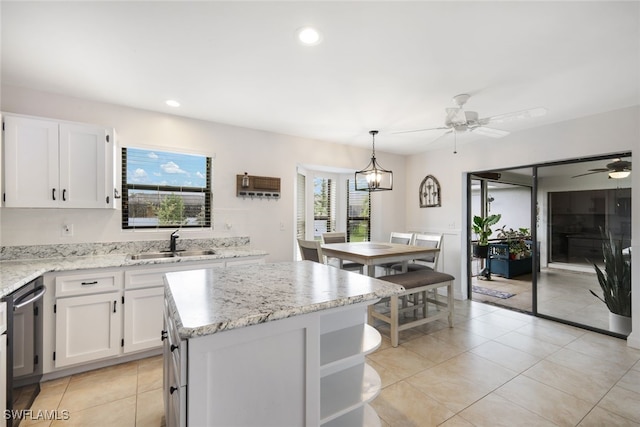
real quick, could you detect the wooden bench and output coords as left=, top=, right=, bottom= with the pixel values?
left=368, top=270, right=454, bottom=347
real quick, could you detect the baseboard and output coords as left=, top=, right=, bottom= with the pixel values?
left=41, top=347, right=162, bottom=381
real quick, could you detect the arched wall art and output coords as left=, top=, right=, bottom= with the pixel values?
left=419, top=174, right=441, bottom=207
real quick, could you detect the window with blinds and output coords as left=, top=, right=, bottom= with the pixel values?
left=347, top=178, right=371, bottom=242
left=313, top=177, right=335, bottom=239
left=121, top=147, right=212, bottom=229
left=296, top=173, right=306, bottom=239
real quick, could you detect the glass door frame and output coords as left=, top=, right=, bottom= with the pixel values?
left=466, top=150, right=632, bottom=337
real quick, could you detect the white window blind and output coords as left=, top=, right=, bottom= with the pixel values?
left=296, top=172, right=306, bottom=239
left=314, top=177, right=335, bottom=239
left=347, top=178, right=370, bottom=242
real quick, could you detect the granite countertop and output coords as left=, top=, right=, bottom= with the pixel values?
left=0, top=246, right=267, bottom=298
left=165, top=260, right=404, bottom=339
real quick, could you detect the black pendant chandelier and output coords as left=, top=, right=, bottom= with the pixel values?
left=355, top=130, right=393, bottom=191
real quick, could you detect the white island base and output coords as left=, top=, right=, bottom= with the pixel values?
left=164, top=300, right=383, bottom=427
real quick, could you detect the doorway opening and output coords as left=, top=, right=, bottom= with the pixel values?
left=469, top=170, right=533, bottom=313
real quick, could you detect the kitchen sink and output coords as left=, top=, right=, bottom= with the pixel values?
left=129, top=249, right=217, bottom=260
left=176, top=249, right=217, bottom=257
left=129, top=252, right=176, bottom=260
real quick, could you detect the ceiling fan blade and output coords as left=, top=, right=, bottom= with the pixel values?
left=482, top=107, right=548, bottom=125
left=471, top=126, right=509, bottom=138
left=607, top=160, right=632, bottom=171
left=427, top=129, right=453, bottom=144
left=392, top=126, right=449, bottom=135
left=571, top=170, right=607, bottom=178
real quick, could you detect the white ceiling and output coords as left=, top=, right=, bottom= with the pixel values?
left=2, top=1, right=639, bottom=155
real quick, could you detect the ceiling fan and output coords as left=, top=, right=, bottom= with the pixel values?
left=571, top=159, right=632, bottom=179
left=393, top=94, right=547, bottom=140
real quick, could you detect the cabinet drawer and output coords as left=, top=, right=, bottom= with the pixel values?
left=125, top=262, right=224, bottom=290
left=55, top=270, right=122, bottom=297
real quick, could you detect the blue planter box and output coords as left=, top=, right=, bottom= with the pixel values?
left=488, top=243, right=533, bottom=278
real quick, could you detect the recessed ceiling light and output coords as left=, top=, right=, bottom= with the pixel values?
left=297, top=27, right=322, bottom=46
left=165, top=100, right=180, bottom=107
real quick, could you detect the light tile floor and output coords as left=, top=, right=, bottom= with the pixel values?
left=19, top=355, right=163, bottom=427
left=471, top=267, right=613, bottom=332
left=369, top=300, right=640, bottom=426
left=21, top=300, right=640, bottom=426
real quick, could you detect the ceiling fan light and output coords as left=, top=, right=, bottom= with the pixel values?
left=609, top=170, right=631, bottom=179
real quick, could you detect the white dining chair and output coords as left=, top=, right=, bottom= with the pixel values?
left=381, top=232, right=415, bottom=275
left=297, top=239, right=324, bottom=263
left=321, top=232, right=364, bottom=273
left=389, top=232, right=414, bottom=245
left=391, top=233, right=442, bottom=273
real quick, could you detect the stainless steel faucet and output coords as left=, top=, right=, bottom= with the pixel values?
left=170, top=229, right=180, bottom=252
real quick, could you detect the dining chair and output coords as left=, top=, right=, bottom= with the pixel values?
left=391, top=233, right=442, bottom=273
left=297, top=239, right=324, bottom=263
left=321, top=232, right=364, bottom=273
left=381, top=232, right=415, bottom=275
left=389, top=232, right=414, bottom=245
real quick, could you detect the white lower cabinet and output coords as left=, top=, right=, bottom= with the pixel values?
left=43, top=257, right=261, bottom=374
left=164, top=300, right=382, bottom=427
left=123, top=261, right=225, bottom=355
left=54, top=292, right=122, bottom=368
left=123, top=287, right=164, bottom=354
left=48, top=268, right=124, bottom=369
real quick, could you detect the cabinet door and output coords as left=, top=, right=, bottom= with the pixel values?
left=55, top=292, right=121, bottom=368
left=123, top=287, right=164, bottom=353
left=59, top=123, right=111, bottom=208
left=3, top=115, right=59, bottom=207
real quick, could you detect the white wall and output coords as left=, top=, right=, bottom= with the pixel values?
left=471, top=186, right=532, bottom=234
left=0, top=86, right=407, bottom=262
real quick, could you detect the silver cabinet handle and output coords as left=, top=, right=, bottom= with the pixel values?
left=14, top=286, right=47, bottom=310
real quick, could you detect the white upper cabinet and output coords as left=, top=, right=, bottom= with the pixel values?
left=2, top=114, right=115, bottom=208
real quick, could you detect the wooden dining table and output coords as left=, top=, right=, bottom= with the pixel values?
left=321, top=241, right=440, bottom=277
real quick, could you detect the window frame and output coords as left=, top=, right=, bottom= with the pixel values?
left=121, top=147, right=212, bottom=230
left=346, top=178, right=371, bottom=242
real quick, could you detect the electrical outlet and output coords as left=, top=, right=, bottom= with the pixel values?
left=62, top=224, right=74, bottom=237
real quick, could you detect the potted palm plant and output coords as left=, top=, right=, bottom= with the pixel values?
left=590, top=229, right=632, bottom=335
left=472, top=214, right=501, bottom=258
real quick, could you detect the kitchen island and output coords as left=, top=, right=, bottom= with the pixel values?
left=163, top=261, right=403, bottom=427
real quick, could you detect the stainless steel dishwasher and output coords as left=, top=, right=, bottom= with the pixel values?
left=3, top=278, right=45, bottom=427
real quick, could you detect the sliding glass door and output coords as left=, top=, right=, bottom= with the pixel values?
left=468, top=152, right=632, bottom=337
left=536, top=154, right=632, bottom=335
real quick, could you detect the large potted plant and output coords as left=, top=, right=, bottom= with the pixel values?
left=590, top=229, right=632, bottom=335
left=472, top=214, right=501, bottom=258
